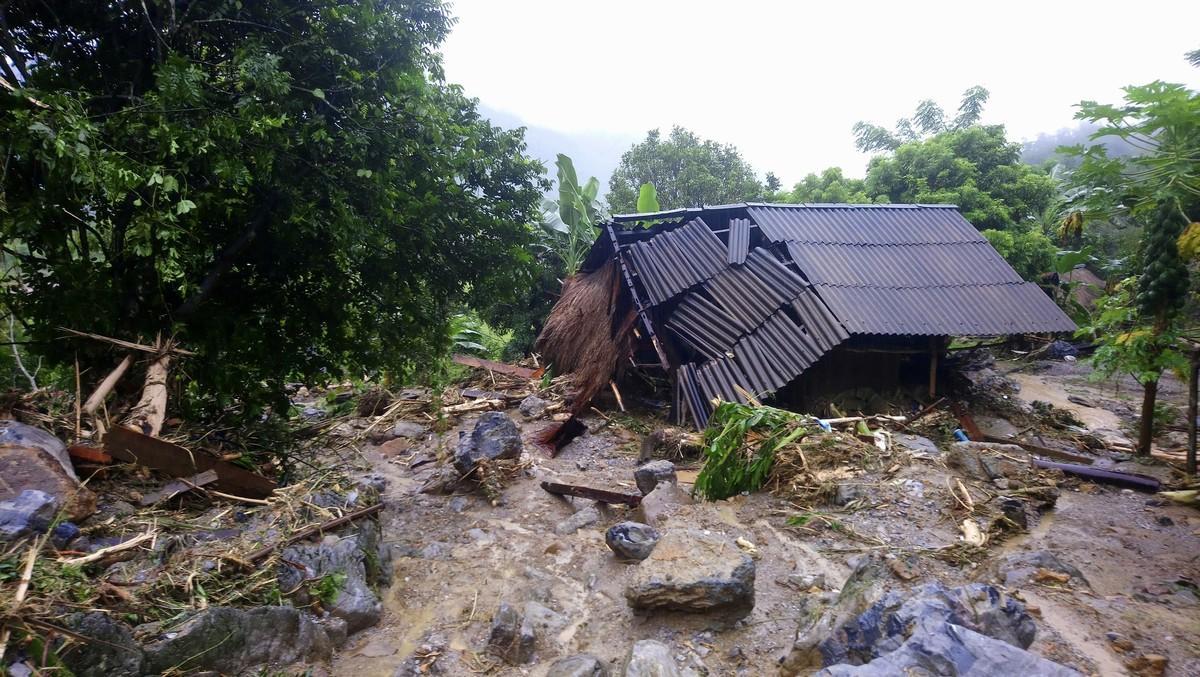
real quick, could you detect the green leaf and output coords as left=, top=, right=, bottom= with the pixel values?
left=636, top=183, right=660, bottom=214
left=312, top=88, right=325, bottom=100
left=176, top=199, right=197, bottom=215
left=356, top=168, right=373, bottom=178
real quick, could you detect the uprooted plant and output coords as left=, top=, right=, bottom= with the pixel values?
left=694, top=402, right=815, bottom=501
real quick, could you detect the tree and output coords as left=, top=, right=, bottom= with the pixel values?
left=1065, top=77, right=1200, bottom=456
left=864, top=125, right=1058, bottom=232
left=853, top=86, right=991, bottom=153
left=608, top=127, right=764, bottom=212
left=0, top=0, right=548, bottom=412
left=541, top=155, right=604, bottom=276
left=777, top=168, right=877, bottom=204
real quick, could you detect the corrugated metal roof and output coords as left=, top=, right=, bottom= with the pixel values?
left=728, top=218, right=750, bottom=265
left=749, top=204, right=983, bottom=245
left=625, top=218, right=726, bottom=305
left=785, top=241, right=1023, bottom=288
left=816, top=283, right=1077, bottom=336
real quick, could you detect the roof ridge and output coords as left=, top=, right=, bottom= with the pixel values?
left=812, top=281, right=1034, bottom=290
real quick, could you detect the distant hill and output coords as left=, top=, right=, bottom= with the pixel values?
left=1021, top=122, right=1140, bottom=168
left=478, top=104, right=637, bottom=197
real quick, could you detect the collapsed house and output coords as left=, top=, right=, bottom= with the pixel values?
left=536, top=203, right=1076, bottom=428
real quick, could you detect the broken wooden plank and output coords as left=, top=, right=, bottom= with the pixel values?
left=460, top=387, right=518, bottom=401
left=68, top=444, right=113, bottom=465
left=104, top=426, right=277, bottom=498
left=540, top=481, right=642, bottom=507
left=1032, top=459, right=1161, bottom=493
left=138, top=469, right=219, bottom=507
left=83, top=354, right=133, bottom=415
left=981, top=434, right=1094, bottom=465
left=451, top=354, right=536, bottom=379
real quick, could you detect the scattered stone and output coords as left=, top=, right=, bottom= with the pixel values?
left=626, top=529, right=755, bottom=614
left=1156, top=515, right=1174, bottom=527
left=896, top=434, right=941, bottom=458
left=887, top=553, right=921, bottom=581
left=637, top=481, right=693, bottom=526
left=554, top=505, right=601, bottom=535
left=998, top=497, right=1028, bottom=530
left=488, top=602, right=534, bottom=664
left=522, top=600, right=569, bottom=650
left=453, top=412, right=523, bottom=474
left=625, top=639, right=700, bottom=677
left=389, top=420, right=428, bottom=439
left=798, top=582, right=1078, bottom=676
left=519, top=395, right=549, bottom=419
left=947, top=442, right=1027, bottom=482
left=60, top=612, right=145, bottom=677
left=548, top=653, right=608, bottom=677
left=0, top=489, right=58, bottom=541
left=0, top=421, right=96, bottom=521
left=1045, top=340, right=1079, bottom=359
left=833, top=483, right=868, bottom=507
left=51, top=520, right=81, bottom=548
left=141, top=606, right=334, bottom=674
left=448, top=496, right=469, bottom=513
left=606, top=521, right=660, bottom=561
left=634, top=460, right=677, bottom=495
left=277, top=520, right=388, bottom=634
left=782, top=572, right=828, bottom=591
left=991, top=550, right=1088, bottom=589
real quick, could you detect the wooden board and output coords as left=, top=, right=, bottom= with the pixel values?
left=451, top=354, right=539, bottom=379
left=139, top=469, right=219, bottom=506
left=104, top=426, right=277, bottom=498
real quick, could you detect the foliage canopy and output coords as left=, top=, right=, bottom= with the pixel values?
left=0, top=0, right=547, bottom=410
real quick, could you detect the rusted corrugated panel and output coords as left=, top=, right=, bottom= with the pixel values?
left=728, top=218, right=750, bottom=265
left=785, top=241, right=1022, bottom=288
left=814, top=283, right=1077, bottom=336
left=748, top=204, right=984, bottom=245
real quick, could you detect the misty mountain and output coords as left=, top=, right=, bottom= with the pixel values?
left=1021, top=121, right=1140, bottom=167
left=478, top=104, right=638, bottom=195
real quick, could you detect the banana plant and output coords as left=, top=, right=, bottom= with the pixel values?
left=541, top=154, right=604, bottom=275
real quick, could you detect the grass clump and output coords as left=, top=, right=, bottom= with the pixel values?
left=693, top=402, right=814, bottom=501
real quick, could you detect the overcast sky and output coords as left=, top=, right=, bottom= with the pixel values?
left=442, top=0, right=1200, bottom=185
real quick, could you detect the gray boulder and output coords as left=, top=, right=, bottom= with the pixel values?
left=519, top=395, right=549, bottom=419
left=548, top=653, right=608, bottom=677
left=141, top=606, right=335, bottom=674
left=0, top=421, right=95, bottom=521
left=390, top=420, right=428, bottom=439
left=454, top=412, right=523, bottom=474
left=0, top=489, right=58, bottom=541
left=815, top=621, right=1080, bottom=676
left=60, top=612, right=145, bottom=677
left=606, top=521, right=660, bottom=561
left=634, top=460, right=677, bottom=495
left=554, top=505, right=601, bottom=535
left=991, top=550, right=1088, bottom=589
left=488, top=602, right=534, bottom=664
left=625, top=530, right=754, bottom=613
left=277, top=522, right=386, bottom=634
left=625, top=639, right=704, bottom=677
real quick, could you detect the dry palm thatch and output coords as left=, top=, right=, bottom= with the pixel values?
left=535, top=259, right=636, bottom=411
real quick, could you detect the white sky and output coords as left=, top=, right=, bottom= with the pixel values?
left=442, top=0, right=1200, bottom=184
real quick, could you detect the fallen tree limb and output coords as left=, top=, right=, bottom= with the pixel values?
left=441, top=398, right=504, bottom=415
left=246, top=502, right=383, bottom=563
left=124, top=345, right=170, bottom=437
left=59, top=531, right=155, bottom=566
left=60, top=328, right=195, bottom=356
left=83, top=354, right=133, bottom=415
left=451, top=354, right=537, bottom=379
left=981, top=434, right=1094, bottom=465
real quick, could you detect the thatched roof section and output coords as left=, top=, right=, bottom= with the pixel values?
left=535, top=260, right=635, bottom=411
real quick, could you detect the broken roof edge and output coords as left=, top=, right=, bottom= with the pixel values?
left=610, top=202, right=961, bottom=224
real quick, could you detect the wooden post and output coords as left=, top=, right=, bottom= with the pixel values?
left=1188, top=348, right=1198, bottom=476
left=928, top=336, right=939, bottom=399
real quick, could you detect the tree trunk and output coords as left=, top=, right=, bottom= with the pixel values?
left=1188, top=350, right=1198, bottom=476
left=1137, top=377, right=1159, bottom=457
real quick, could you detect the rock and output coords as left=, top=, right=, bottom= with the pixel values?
left=625, top=639, right=703, bottom=677
left=60, top=612, right=145, bottom=677
left=548, top=653, right=608, bottom=677
left=833, top=483, right=868, bottom=507
left=389, top=420, right=428, bottom=440
left=0, top=421, right=95, bottom=521
left=896, top=434, right=941, bottom=458
left=814, top=620, right=1080, bottom=676
left=277, top=520, right=387, bottom=634
left=625, top=529, right=755, bottom=613
left=522, top=600, right=569, bottom=650
left=637, top=481, right=692, bottom=527
left=141, top=606, right=334, bottom=674
left=991, top=550, right=1087, bottom=589
left=0, top=489, right=58, bottom=540
left=634, top=460, right=677, bottom=495
left=488, top=602, right=534, bottom=664
left=998, top=497, right=1028, bottom=530
left=453, top=412, right=523, bottom=474
left=554, top=504, right=601, bottom=535
left=606, top=521, right=660, bottom=561
left=1045, top=340, right=1079, bottom=359
left=947, top=442, right=1026, bottom=482
left=519, top=395, right=549, bottom=419
left=795, top=582, right=1079, bottom=676
left=51, top=520, right=81, bottom=548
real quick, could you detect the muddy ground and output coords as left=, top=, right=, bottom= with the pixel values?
left=330, top=357, right=1200, bottom=676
